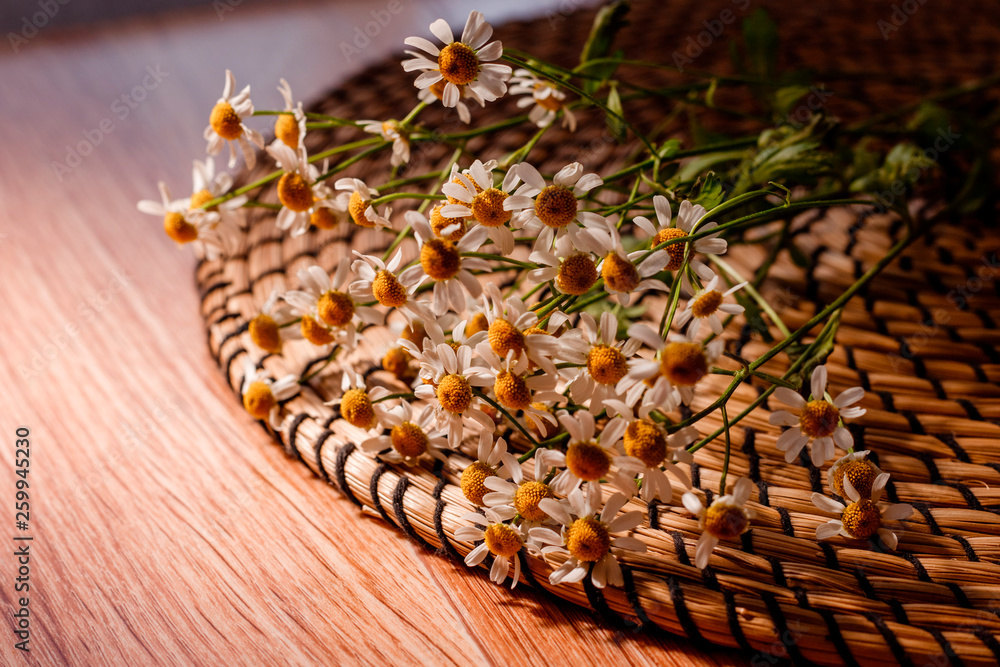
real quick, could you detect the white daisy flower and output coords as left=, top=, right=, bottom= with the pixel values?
left=440, top=160, right=538, bottom=255
left=456, top=432, right=512, bottom=505
left=506, top=162, right=605, bottom=252
left=247, top=288, right=301, bottom=354
left=682, top=477, right=755, bottom=569
left=360, top=119, right=410, bottom=168
left=509, top=68, right=577, bottom=131
left=593, top=218, right=671, bottom=306
left=266, top=143, right=338, bottom=237
left=273, top=78, right=307, bottom=150
left=324, top=367, right=391, bottom=432
left=360, top=400, right=449, bottom=466
left=812, top=473, right=912, bottom=549
left=769, top=364, right=866, bottom=466
left=827, top=450, right=884, bottom=499
left=418, top=79, right=481, bottom=124
left=190, top=157, right=247, bottom=234
left=633, top=195, right=727, bottom=283
left=527, top=229, right=609, bottom=296
left=625, top=323, right=724, bottom=407
left=350, top=249, right=432, bottom=321
left=475, top=342, right=562, bottom=433
left=240, top=359, right=299, bottom=430
left=399, top=315, right=487, bottom=369
left=137, top=180, right=239, bottom=259
left=204, top=70, right=264, bottom=169
left=529, top=482, right=647, bottom=589
left=479, top=282, right=560, bottom=375
left=455, top=507, right=524, bottom=588
left=482, top=451, right=555, bottom=526
left=674, top=272, right=746, bottom=337
left=413, top=342, right=495, bottom=447
left=398, top=210, right=491, bottom=317
left=540, top=411, right=629, bottom=496
left=403, top=11, right=511, bottom=109
left=560, top=312, right=643, bottom=414
left=608, top=420, right=695, bottom=503
left=334, top=178, right=392, bottom=232
left=283, top=260, right=384, bottom=349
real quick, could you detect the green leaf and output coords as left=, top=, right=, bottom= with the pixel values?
left=605, top=83, right=627, bottom=142
left=578, top=1, right=630, bottom=94
left=690, top=172, right=725, bottom=210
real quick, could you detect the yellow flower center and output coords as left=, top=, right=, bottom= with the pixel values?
left=466, top=312, right=489, bottom=335
left=587, top=344, right=628, bottom=386
left=301, top=315, right=335, bottom=345
left=841, top=499, right=882, bottom=539
left=428, top=79, right=448, bottom=101
left=437, top=373, right=472, bottom=413
left=494, top=371, right=531, bottom=410
left=533, top=84, right=564, bottom=112
left=209, top=101, right=243, bottom=140
left=565, top=441, right=611, bottom=482
left=623, top=421, right=667, bottom=468
left=430, top=204, right=467, bottom=241
left=390, top=421, right=428, bottom=458
left=163, top=212, right=198, bottom=244
left=401, top=321, right=426, bottom=345
left=447, top=175, right=483, bottom=206
left=483, top=523, right=522, bottom=558
left=382, top=347, right=413, bottom=380
left=652, top=227, right=687, bottom=271
left=317, top=290, right=355, bottom=328
left=341, top=388, right=376, bottom=429
left=704, top=503, right=750, bottom=540
left=471, top=188, right=510, bottom=227
left=189, top=189, right=216, bottom=211
left=534, top=185, right=578, bottom=228
left=691, top=290, right=724, bottom=318
left=488, top=318, right=525, bottom=359
left=514, top=481, right=553, bottom=521
left=311, top=207, right=339, bottom=230
left=660, top=342, right=708, bottom=386
left=602, top=252, right=640, bottom=294
left=832, top=460, right=878, bottom=498
left=274, top=113, right=299, bottom=148
left=249, top=313, right=281, bottom=354
left=800, top=400, right=840, bottom=438
left=460, top=461, right=493, bottom=505
left=437, top=42, right=480, bottom=86
left=277, top=172, right=313, bottom=213
left=557, top=253, right=598, bottom=295
left=372, top=270, right=407, bottom=308
left=242, top=381, right=276, bottom=421
left=566, top=517, right=611, bottom=562
left=420, top=238, right=461, bottom=281
left=348, top=191, right=374, bottom=227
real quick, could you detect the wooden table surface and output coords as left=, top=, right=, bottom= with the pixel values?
left=0, top=1, right=748, bottom=664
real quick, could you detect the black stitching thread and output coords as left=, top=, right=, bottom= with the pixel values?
left=741, top=428, right=762, bottom=483
left=284, top=413, right=308, bottom=464
left=760, top=592, right=809, bottom=665
left=432, top=478, right=462, bottom=560
left=700, top=566, right=720, bottom=592
left=934, top=432, right=972, bottom=463
left=776, top=507, right=795, bottom=537
left=647, top=500, right=662, bottom=529
left=369, top=463, right=392, bottom=522
left=392, top=476, right=428, bottom=547
left=722, top=590, right=754, bottom=652
left=949, top=534, right=980, bottom=562
left=671, top=531, right=692, bottom=567
left=854, top=567, right=879, bottom=599
left=333, top=442, right=362, bottom=506
left=666, top=576, right=708, bottom=647
left=820, top=542, right=840, bottom=570
left=888, top=599, right=909, bottom=624
left=619, top=563, right=655, bottom=631
left=945, top=582, right=973, bottom=609
left=313, top=429, right=335, bottom=484
left=974, top=628, right=1000, bottom=663
left=928, top=628, right=967, bottom=667
left=912, top=502, right=943, bottom=535
left=817, top=608, right=861, bottom=667
left=865, top=612, right=913, bottom=667
left=583, top=572, right=633, bottom=630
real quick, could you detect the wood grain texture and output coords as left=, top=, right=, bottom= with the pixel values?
left=0, top=1, right=746, bottom=664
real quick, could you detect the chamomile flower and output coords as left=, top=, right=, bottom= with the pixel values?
left=542, top=411, right=628, bottom=496
left=399, top=210, right=491, bottom=316
left=138, top=181, right=239, bottom=259
left=403, top=11, right=511, bottom=109
left=479, top=283, right=560, bottom=375
left=204, top=70, right=264, bottom=169
left=682, top=477, right=755, bottom=569
left=507, top=162, right=605, bottom=251
left=273, top=78, right=307, bottom=150
left=350, top=249, right=432, bottom=321
left=240, top=359, right=299, bottom=429
left=324, top=367, right=391, bottom=432
left=190, top=157, right=247, bottom=233
left=360, top=119, right=410, bottom=167
left=633, top=196, right=727, bottom=283
left=283, top=260, right=384, bottom=348
left=475, top=343, right=562, bottom=432
left=247, top=288, right=299, bottom=354
left=266, top=143, right=337, bottom=237
left=610, top=421, right=695, bottom=502
left=456, top=432, right=511, bottom=505
left=509, top=69, right=576, bottom=131
left=455, top=507, right=523, bottom=588
left=483, top=452, right=554, bottom=526
left=335, top=178, right=393, bottom=232
left=360, top=400, right=448, bottom=466
left=769, top=365, right=866, bottom=466
left=560, top=312, right=643, bottom=414
left=827, top=450, right=883, bottom=499
left=527, top=230, right=608, bottom=296
left=812, top=473, right=912, bottom=549
left=626, top=324, right=725, bottom=406
left=414, top=343, right=495, bottom=447
left=440, top=160, right=537, bottom=255
left=418, top=79, right=480, bottom=124
left=675, top=272, right=746, bottom=337
left=530, top=482, right=647, bottom=589
left=594, top=218, right=670, bottom=306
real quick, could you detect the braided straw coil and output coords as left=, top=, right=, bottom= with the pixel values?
left=196, top=2, right=1000, bottom=664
